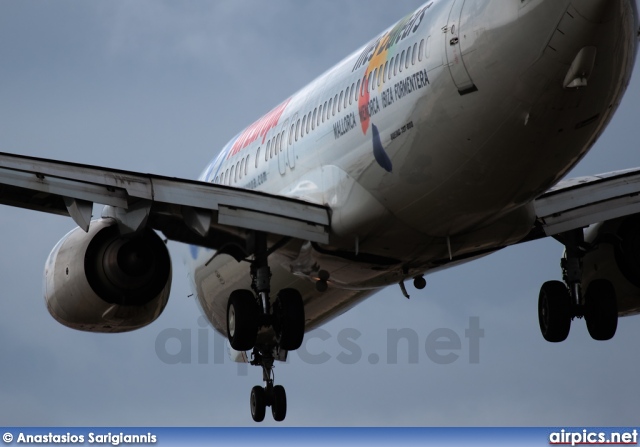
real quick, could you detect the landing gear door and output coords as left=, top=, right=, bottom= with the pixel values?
left=277, top=118, right=288, bottom=176
left=445, top=0, right=477, bottom=95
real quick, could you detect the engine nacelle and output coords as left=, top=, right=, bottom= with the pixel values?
left=44, top=218, right=172, bottom=332
left=582, top=214, right=640, bottom=316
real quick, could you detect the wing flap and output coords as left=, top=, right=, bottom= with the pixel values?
left=0, top=152, right=330, bottom=245
left=535, top=168, right=640, bottom=236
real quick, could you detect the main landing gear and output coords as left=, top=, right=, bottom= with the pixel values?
left=225, top=232, right=305, bottom=422
left=538, top=229, right=618, bottom=342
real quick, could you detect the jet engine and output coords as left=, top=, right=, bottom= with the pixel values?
left=44, top=218, right=172, bottom=332
left=582, top=214, right=640, bottom=316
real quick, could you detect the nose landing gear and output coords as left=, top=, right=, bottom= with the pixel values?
left=249, top=351, right=287, bottom=422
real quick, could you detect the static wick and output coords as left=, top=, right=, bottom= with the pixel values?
left=447, top=236, right=453, bottom=261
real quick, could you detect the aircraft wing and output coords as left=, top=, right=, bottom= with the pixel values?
left=0, top=152, right=330, bottom=253
left=532, top=167, right=640, bottom=238
left=4, top=151, right=640, bottom=253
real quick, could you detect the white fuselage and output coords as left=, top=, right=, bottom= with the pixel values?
left=187, top=0, right=638, bottom=336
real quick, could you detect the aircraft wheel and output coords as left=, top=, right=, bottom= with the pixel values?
left=538, top=280, right=572, bottom=342
left=275, top=288, right=305, bottom=351
left=227, top=290, right=259, bottom=351
left=585, top=279, right=618, bottom=341
left=250, top=386, right=266, bottom=423
left=271, top=385, right=287, bottom=422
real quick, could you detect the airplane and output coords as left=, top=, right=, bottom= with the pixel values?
left=0, top=0, right=639, bottom=423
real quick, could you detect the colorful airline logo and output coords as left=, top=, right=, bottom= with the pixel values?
left=351, top=3, right=432, bottom=172
left=354, top=3, right=431, bottom=135
left=226, top=98, right=291, bottom=159
left=200, top=98, right=291, bottom=184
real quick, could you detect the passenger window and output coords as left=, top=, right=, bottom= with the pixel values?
left=355, top=80, right=361, bottom=100
left=246, top=155, right=250, bottom=175
left=312, top=108, right=317, bottom=130
left=323, top=101, right=328, bottom=121
left=281, top=131, right=285, bottom=151
left=318, top=104, right=323, bottom=124
left=333, top=95, right=338, bottom=115
left=378, top=64, right=383, bottom=86
left=338, top=91, right=343, bottom=112
left=306, top=112, right=311, bottom=133
left=301, top=116, right=306, bottom=137
left=383, top=61, right=389, bottom=82
left=295, top=119, right=301, bottom=141
left=328, top=98, right=333, bottom=118
left=417, top=40, right=423, bottom=62
left=218, top=174, right=222, bottom=184
left=350, top=82, right=355, bottom=104
left=394, top=55, right=399, bottom=75
left=240, top=158, right=245, bottom=179
left=344, top=87, right=349, bottom=108
left=399, top=50, right=405, bottom=72
left=371, top=68, right=377, bottom=90
left=361, top=75, right=367, bottom=95
left=266, top=140, right=271, bottom=160
left=255, top=148, right=260, bottom=168
left=275, top=133, right=281, bottom=155
left=405, top=47, right=411, bottom=69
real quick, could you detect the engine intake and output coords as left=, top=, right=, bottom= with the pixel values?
left=44, top=218, right=172, bottom=332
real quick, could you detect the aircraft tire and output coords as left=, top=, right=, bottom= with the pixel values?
left=250, top=386, right=266, bottom=422
left=585, top=279, right=618, bottom=341
left=275, top=288, right=305, bottom=351
left=538, top=280, right=572, bottom=342
left=271, top=385, right=287, bottom=422
left=227, top=290, right=259, bottom=351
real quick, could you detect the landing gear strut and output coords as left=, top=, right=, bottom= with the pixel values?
left=538, top=229, right=617, bottom=342
left=225, top=231, right=304, bottom=422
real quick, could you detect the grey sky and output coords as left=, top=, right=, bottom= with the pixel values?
left=0, top=1, right=639, bottom=426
